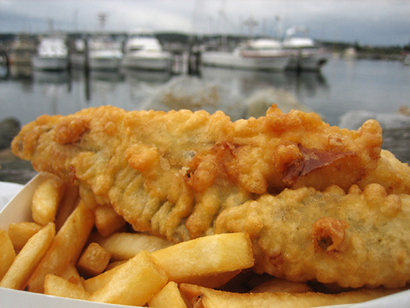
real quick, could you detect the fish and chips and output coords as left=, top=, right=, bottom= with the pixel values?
left=1, top=104, right=410, bottom=306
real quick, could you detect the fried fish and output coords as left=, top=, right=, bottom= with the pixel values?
left=215, top=184, right=410, bottom=288
left=11, top=105, right=410, bottom=287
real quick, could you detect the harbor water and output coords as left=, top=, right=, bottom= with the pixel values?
left=1, top=58, right=410, bottom=183
left=1, top=58, right=409, bottom=126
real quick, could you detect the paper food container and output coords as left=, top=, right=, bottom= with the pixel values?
left=0, top=173, right=136, bottom=308
left=1, top=173, right=409, bottom=308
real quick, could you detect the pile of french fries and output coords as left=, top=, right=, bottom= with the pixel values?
left=0, top=173, right=406, bottom=307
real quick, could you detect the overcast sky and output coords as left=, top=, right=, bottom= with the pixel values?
left=1, top=0, right=409, bottom=46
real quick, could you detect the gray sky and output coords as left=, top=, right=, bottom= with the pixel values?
left=1, top=0, right=409, bottom=46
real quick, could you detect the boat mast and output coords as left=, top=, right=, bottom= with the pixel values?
left=243, top=16, right=258, bottom=38
left=275, top=15, right=282, bottom=40
left=97, top=12, right=107, bottom=33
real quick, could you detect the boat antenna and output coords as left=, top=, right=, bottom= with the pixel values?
left=97, top=12, right=107, bottom=32
left=48, top=19, right=54, bottom=34
left=243, top=16, right=258, bottom=37
left=275, top=15, right=282, bottom=40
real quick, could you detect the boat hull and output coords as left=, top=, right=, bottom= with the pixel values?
left=286, top=51, right=330, bottom=72
left=89, top=57, right=122, bottom=71
left=122, top=55, right=171, bottom=71
left=201, top=51, right=290, bottom=72
left=32, top=56, right=68, bottom=71
left=70, top=53, right=86, bottom=68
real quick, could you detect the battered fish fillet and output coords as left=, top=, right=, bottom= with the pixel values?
left=215, top=184, right=410, bottom=288
left=10, top=105, right=410, bottom=287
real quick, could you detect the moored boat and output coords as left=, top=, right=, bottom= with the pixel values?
left=201, top=38, right=291, bottom=72
left=122, top=31, right=172, bottom=71
left=88, top=36, right=123, bottom=71
left=282, top=27, right=330, bottom=72
left=32, top=36, right=69, bottom=71
left=404, top=54, right=410, bottom=66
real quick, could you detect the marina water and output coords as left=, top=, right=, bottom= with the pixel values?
left=1, top=58, right=409, bottom=128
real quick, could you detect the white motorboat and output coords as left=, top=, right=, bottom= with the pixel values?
left=122, top=31, right=172, bottom=71
left=32, top=36, right=69, bottom=71
left=403, top=54, right=410, bottom=66
left=201, top=38, right=291, bottom=72
left=88, top=36, right=123, bottom=71
left=282, top=28, right=330, bottom=72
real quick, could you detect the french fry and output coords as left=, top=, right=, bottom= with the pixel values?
left=77, top=242, right=111, bottom=277
left=0, top=223, right=55, bottom=290
left=250, top=277, right=314, bottom=294
left=90, top=232, right=173, bottom=261
left=83, top=264, right=121, bottom=293
left=26, top=201, right=95, bottom=293
left=61, top=262, right=85, bottom=289
left=44, top=274, right=90, bottom=300
left=85, top=233, right=253, bottom=293
left=148, top=281, right=188, bottom=308
left=55, top=185, right=79, bottom=231
left=31, top=174, right=67, bottom=226
left=94, top=204, right=127, bottom=237
left=90, top=250, right=168, bottom=306
left=151, top=233, right=254, bottom=283
left=7, top=222, right=43, bottom=252
left=183, top=270, right=241, bottom=289
left=180, top=283, right=406, bottom=308
left=0, top=229, right=16, bottom=280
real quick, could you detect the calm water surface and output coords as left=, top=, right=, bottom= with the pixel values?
left=1, top=58, right=410, bottom=127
